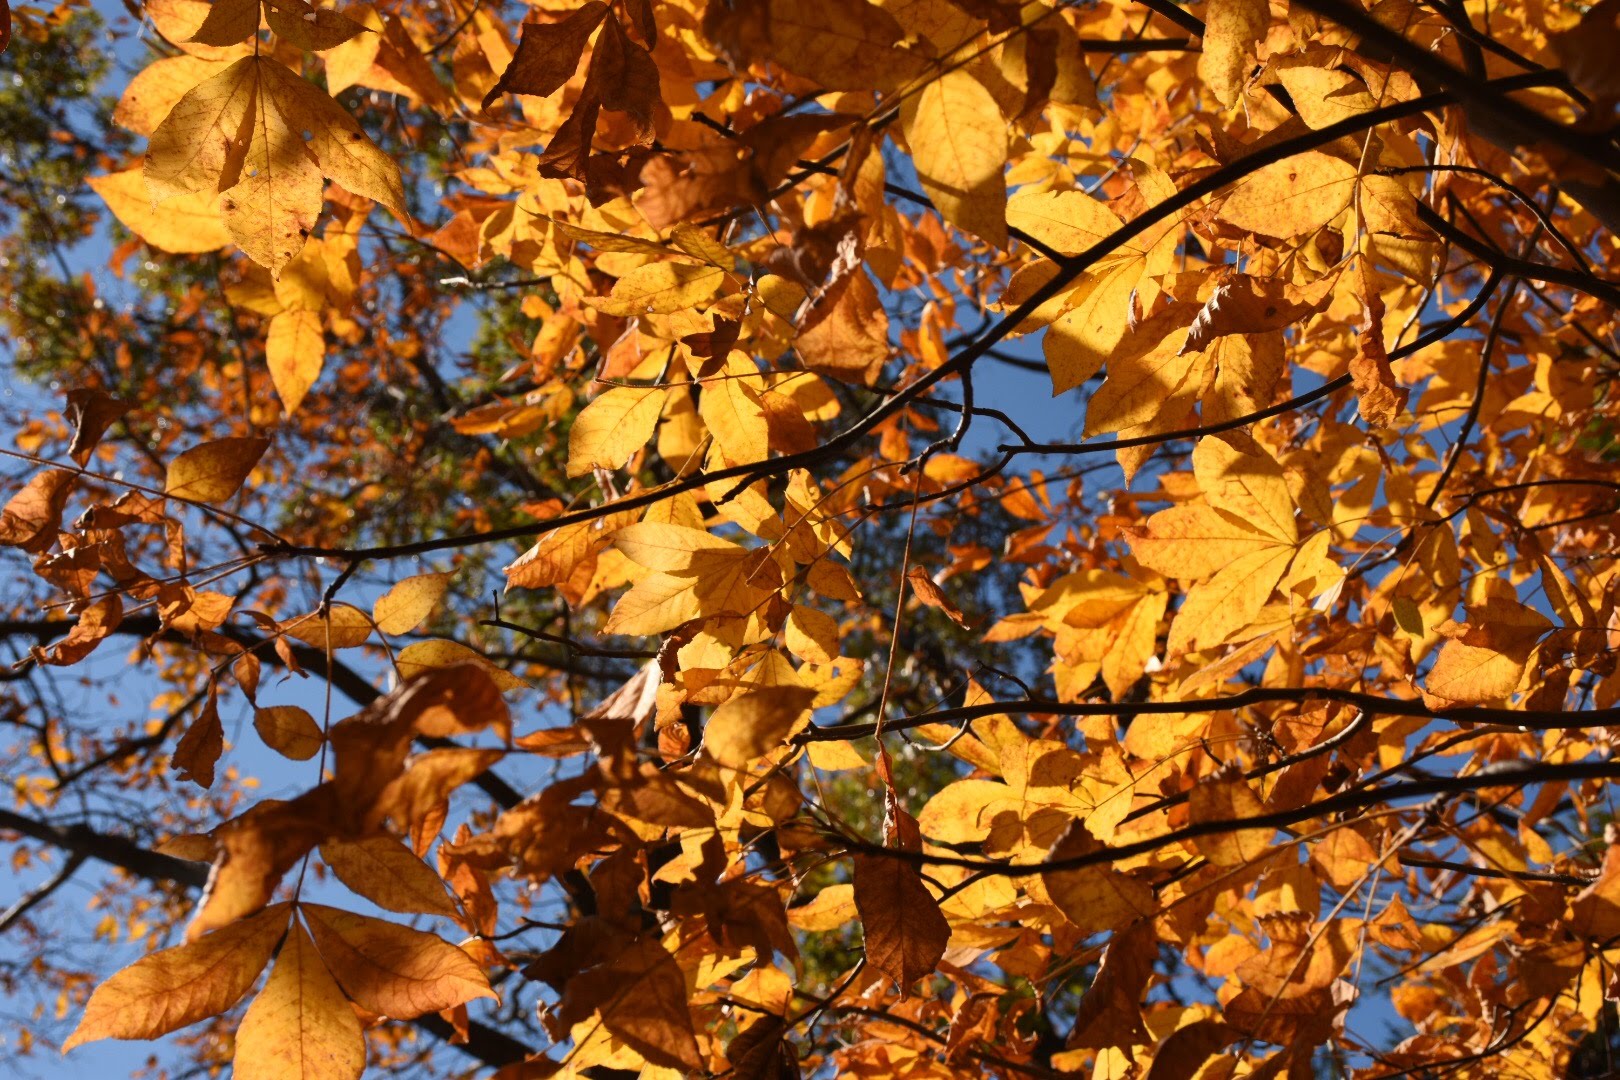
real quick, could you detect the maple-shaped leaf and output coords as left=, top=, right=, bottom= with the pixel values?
left=145, top=56, right=405, bottom=273
left=64, top=903, right=291, bottom=1049
left=233, top=921, right=365, bottom=1080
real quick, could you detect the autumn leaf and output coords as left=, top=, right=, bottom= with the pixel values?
left=372, top=570, right=454, bottom=635
left=233, top=921, right=365, bottom=1080
left=703, top=686, right=817, bottom=769
left=319, top=836, right=461, bottom=919
left=64, top=903, right=291, bottom=1049
left=300, top=904, right=494, bottom=1017
left=165, top=436, right=269, bottom=504
left=254, top=705, right=325, bottom=761
left=1042, top=821, right=1156, bottom=934
left=172, top=687, right=224, bottom=787
left=567, top=385, right=664, bottom=478
left=1219, top=152, right=1359, bottom=239
left=853, top=853, right=951, bottom=990
left=901, top=68, right=1008, bottom=249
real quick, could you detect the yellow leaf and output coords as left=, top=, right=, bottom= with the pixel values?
left=395, top=640, right=529, bottom=691
left=917, top=779, right=1009, bottom=845
left=612, top=522, right=746, bottom=573
left=300, top=904, right=494, bottom=1018
left=1005, top=189, right=1125, bottom=256
left=704, top=686, right=817, bottom=769
left=254, top=705, right=325, bottom=761
left=1127, top=503, right=1289, bottom=582
left=319, top=836, right=461, bottom=919
left=784, top=605, right=838, bottom=664
left=145, top=56, right=404, bottom=273
left=698, top=354, right=770, bottom=467
left=1191, top=433, right=1296, bottom=543
left=281, top=603, right=373, bottom=649
left=1219, top=151, right=1358, bottom=239
left=1424, top=638, right=1528, bottom=704
left=1198, top=0, right=1268, bottom=106
left=764, top=0, right=926, bottom=92
left=602, top=571, right=705, bottom=637
left=165, top=436, right=269, bottom=503
left=787, top=882, right=857, bottom=930
left=1081, top=305, right=1199, bottom=431
left=567, top=385, right=665, bottom=477
left=372, top=570, right=455, bottom=635
left=1189, top=770, right=1272, bottom=868
left=115, top=54, right=231, bottom=136
left=1166, top=545, right=1293, bottom=654
left=585, top=262, right=726, bottom=317
left=89, top=168, right=230, bottom=253
left=63, top=903, right=290, bottom=1050
left=233, top=922, right=364, bottom=1080
left=1042, top=822, right=1157, bottom=934
left=901, top=68, right=1007, bottom=248
left=267, top=308, right=324, bottom=415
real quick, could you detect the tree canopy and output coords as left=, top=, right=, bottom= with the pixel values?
left=2, top=0, right=1620, bottom=1075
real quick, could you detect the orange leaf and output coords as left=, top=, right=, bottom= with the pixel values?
left=300, top=904, right=494, bottom=1018
left=234, top=921, right=365, bottom=1080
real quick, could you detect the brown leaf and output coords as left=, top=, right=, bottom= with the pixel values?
left=173, top=687, right=224, bottom=788
left=300, top=904, right=494, bottom=1018
left=482, top=2, right=608, bottom=110
left=0, top=469, right=77, bottom=551
left=64, top=389, right=132, bottom=466
left=319, top=836, right=462, bottom=919
left=852, top=852, right=951, bottom=990
left=65, top=903, right=291, bottom=1050
left=796, top=265, right=888, bottom=384
left=1348, top=291, right=1407, bottom=428
left=557, top=936, right=704, bottom=1071
left=906, top=566, right=971, bottom=628
left=254, top=705, right=325, bottom=761
left=1067, top=919, right=1155, bottom=1057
